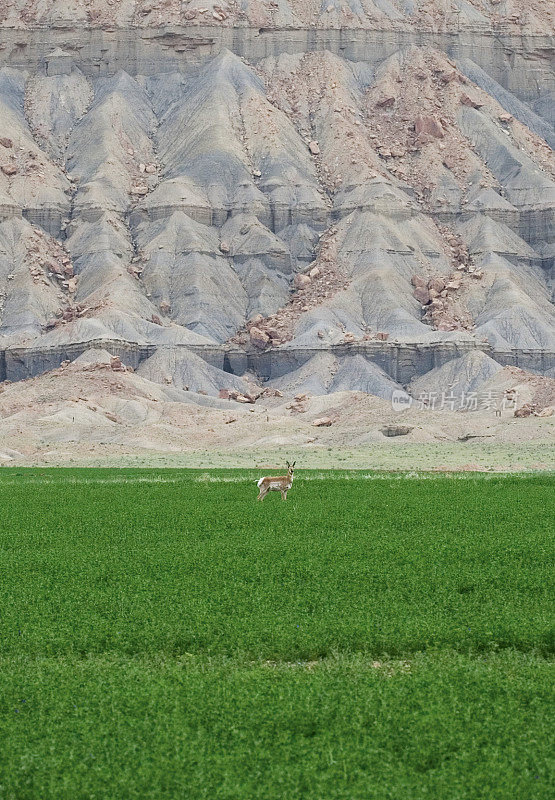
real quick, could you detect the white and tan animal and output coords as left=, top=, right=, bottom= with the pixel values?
left=256, top=461, right=296, bottom=501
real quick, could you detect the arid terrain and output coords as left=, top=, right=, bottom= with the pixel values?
left=0, top=0, right=553, bottom=466
left=0, top=346, right=553, bottom=468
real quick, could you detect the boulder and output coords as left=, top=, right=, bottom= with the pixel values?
left=414, top=115, right=445, bottom=139
left=428, top=277, right=446, bottom=293
left=294, top=273, right=311, bottom=289
left=439, top=70, right=458, bottom=84
left=312, top=416, right=333, bottom=427
left=380, top=425, right=412, bottom=437
left=110, top=356, right=126, bottom=372
left=460, top=93, right=483, bottom=109
left=376, top=94, right=396, bottom=108
left=414, top=286, right=431, bottom=304
left=249, top=326, right=270, bottom=349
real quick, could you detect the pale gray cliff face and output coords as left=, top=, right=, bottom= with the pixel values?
left=0, top=5, right=553, bottom=390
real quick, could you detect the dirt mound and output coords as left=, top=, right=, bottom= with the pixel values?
left=409, top=351, right=504, bottom=405
left=137, top=347, right=254, bottom=396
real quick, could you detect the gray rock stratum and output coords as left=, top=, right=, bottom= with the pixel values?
left=0, top=1, right=553, bottom=400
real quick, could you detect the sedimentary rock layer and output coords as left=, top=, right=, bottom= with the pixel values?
left=0, top=5, right=553, bottom=389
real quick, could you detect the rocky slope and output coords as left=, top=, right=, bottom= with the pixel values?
left=0, top=2, right=553, bottom=407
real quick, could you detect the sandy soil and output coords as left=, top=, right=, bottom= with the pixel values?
left=1, top=355, right=552, bottom=471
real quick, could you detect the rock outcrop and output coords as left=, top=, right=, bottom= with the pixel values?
left=0, top=3, right=552, bottom=393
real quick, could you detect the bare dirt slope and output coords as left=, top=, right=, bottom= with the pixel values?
left=0, top=348, right=553, bottom=468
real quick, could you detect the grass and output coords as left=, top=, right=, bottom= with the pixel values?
left=0, top=468, right=553, bottom=799
left=18, top=440, right=555, bottom=471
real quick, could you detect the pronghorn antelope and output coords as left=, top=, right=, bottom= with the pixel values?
left=256, top=461, right=296, bottom=501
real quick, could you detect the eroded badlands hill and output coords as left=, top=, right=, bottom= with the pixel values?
left=0, top=2, right=553, bottom=404
left=1, top=0, right=553, bottom=33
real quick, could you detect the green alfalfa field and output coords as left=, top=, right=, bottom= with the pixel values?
left=0, top=468, right=553, bottom=799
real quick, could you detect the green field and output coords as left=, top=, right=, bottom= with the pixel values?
left=0, top=469, right=553, bottom=799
